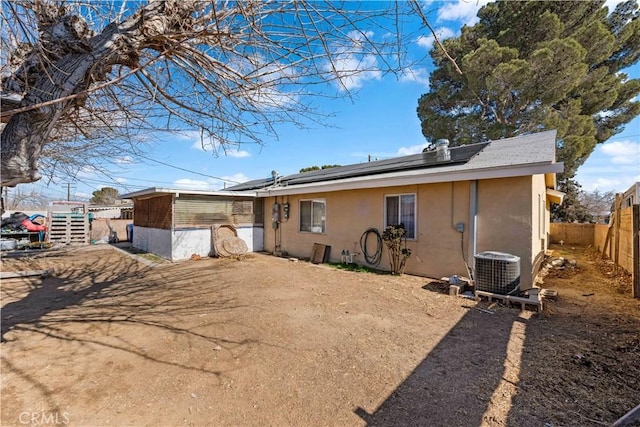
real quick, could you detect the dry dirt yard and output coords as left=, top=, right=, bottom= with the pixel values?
left=1, top=244, right=638, bottom=427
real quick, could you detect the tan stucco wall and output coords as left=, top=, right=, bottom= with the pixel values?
left=264, top=183, right=473, bottom=278
left=532, top=174, right=549, bottom=279
left=263, top=177, right=543, bottom=287
left=476, top=176, right=536, bottom=288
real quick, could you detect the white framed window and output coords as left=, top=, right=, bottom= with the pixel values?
left=384, top=194, right=416, bottom=239
left=299, top=199, right=326, bottom=233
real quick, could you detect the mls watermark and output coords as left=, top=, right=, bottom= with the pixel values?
left=18, top=411, right=70, bottom=425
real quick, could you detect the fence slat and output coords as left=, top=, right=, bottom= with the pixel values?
left=633, top=205, right=639, bottom=298
left=550, top=205, right=636, bottom=279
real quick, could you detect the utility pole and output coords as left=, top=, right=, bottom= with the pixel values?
left=64, top=183, right=76, bottom=201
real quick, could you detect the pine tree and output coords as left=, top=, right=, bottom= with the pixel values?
left=90, top=187, right=120, bottom=206
left=417, top=0, right=640, bottom=180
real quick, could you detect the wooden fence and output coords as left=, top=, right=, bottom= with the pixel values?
left=549, top=201, right=639, bottom=298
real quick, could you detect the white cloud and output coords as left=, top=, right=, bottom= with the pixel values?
left=599, top=140, right=640, bottom=165
left=416, top=27, right=456, bottom=50
left=190, top=139, right=251, bottom=158
left=580, top=175, right=639, bottom=193
left=225, top=149, right=251, bottom=158
left=434, top=0, right=490, bottom=26
left=575, top=139, right=640, bottom=193
left=208, top=53, right=300, bottom=110
left=173, top=179, right=213, bottom=191
left=178, top=130, right=251, bottom=158
left=399, top=66, right=431, bottom=87
left=324, top=30, right=383, bottom=92
left=76, top=166, right=98, bottom=179
left=328, top=53, right=382, bottom=91
left=115, top=156, right=134, bottom=164
left=221, top=173, right=250, bottom=185
left=172, top=173, right=250, bottom=192
left=396, top=144, right=426, bottom=156
left=114, top=177, right=128, bottom=184
left=241, top=86, right=299, bottom=110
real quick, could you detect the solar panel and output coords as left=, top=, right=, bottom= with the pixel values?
left=226, top=142, right=489, bottom=191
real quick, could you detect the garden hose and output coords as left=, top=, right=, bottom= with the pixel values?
left=360, top=228, right=383, bottom=266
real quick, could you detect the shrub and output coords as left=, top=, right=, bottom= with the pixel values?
left=382, top=225, right=412, bottom=275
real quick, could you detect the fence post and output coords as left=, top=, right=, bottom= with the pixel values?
left=614, top=194, right=622, bottom=271
left=633, top=204, right=639, bottom=299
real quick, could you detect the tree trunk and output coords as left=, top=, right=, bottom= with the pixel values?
left=0, top=2, right=165, bottom=187
left=1, top=53, right=96, bottom=186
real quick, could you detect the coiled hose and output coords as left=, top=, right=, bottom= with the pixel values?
left=360, top=228, right=383, bottom=266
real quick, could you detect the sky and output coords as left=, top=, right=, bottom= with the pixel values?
left=10, top=0, right=640, bottom=204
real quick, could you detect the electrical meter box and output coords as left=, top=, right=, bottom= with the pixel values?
left=272, top=203, right=280, bottom=222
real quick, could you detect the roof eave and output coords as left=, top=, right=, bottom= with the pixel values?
left=120, top=187, right=258, bottom=200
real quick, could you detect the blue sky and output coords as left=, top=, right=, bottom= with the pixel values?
left=16, top=0, right=640, bottom=202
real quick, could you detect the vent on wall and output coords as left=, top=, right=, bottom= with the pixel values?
left=474, top=251, right=521, bottom=295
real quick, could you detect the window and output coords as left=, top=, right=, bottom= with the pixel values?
left=385, top=194, right=416, bottom=239
left=299, top=199, right=326, bottom=233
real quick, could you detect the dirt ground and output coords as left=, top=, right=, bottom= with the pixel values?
left=1, top=244, right=638, bottom=427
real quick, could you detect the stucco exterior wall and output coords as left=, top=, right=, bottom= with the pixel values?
left=532, top=174, right=549, bottom=280
left=132, top=224, right=262, bottom=261
left=476, top=176, right=534, bottom=288
left=263, top=177, right=540, bottom=288
left=236, top=225, right=264, bottom=252
left=132, top=226, right=173, bottom=259
left=263, top=179, right=535, bottom=284
left=172, top=228, right=212, bottom=260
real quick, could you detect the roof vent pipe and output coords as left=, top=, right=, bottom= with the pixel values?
left=271, top=170, right=280, bottom=186
left=435, top=139, right=451, bottom=162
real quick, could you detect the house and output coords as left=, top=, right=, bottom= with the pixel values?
left=621, top=182, right=639, bottom=208
left=123, top=130, right=563, bottom=289
left=226, top=129, right=564, bottom=289
left=88, top=203, right=134, bottom=220
left=118, top=188, right=264, bottom=260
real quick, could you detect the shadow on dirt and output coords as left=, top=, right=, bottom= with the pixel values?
left=1, top=247, right=252, bottom=377
left=355, top=245, right=640, bottom=427
left=354, top=307, right=522, bottom=426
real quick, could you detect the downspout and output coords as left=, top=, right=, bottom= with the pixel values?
left=468, top=180, right=478, bottom=274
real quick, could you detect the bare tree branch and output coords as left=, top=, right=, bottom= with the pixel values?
left=409, top=0, right=462, bottom=75
left=1, top=0, right=438, bottom=187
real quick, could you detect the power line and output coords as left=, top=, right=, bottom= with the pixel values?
left=135, top=153, right=241, bottom=183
